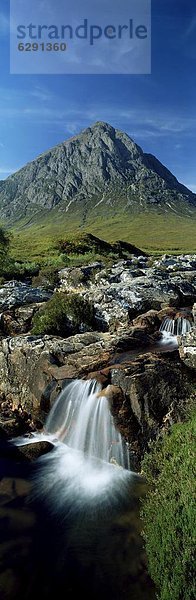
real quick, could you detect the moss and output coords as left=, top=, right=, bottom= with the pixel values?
left=141, top=414, right=196, bottom=600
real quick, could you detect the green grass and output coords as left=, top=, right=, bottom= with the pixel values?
left=5, top=209, right=196, bottom=262
left=141, top=412, right=196, bottom=600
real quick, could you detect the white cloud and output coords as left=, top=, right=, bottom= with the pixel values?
left=0, top=82, right=195, bottom=139
left=29, top=87, right=54, bottom=102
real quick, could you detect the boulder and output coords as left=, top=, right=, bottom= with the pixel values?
left=0, top=303, right=45, bottom=336
left=0, top=326, right=158, bottom=419
left=58, top=256, right=196, bottom=330
left=0, top=280, right=52, bottom=311
left=16, top=440, right=53, bottom=461
left=178, top=330, right=196, bottom=370
left=110, top=351, right=194, bottom=460
left=0, top=331, right=107, bottom=414
left=178, top=302, right=196, bottom=370
left=133, top=310, right=160, bottom=332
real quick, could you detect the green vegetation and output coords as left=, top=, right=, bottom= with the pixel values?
left=57, top=232, right=144, bottom=257
left=141, top=413, right=196, bottom=600
left=32, top=266, right=62, bottom=290
left=0, top=226, right=10, bottom=273
left=5, top=210, right=196, bottom=264
left=31, top=291, right=95, bottom=336
left=1, top=208, right=195, bottom=280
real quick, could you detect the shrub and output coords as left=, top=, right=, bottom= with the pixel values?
left=141, top=414, right=196, bottom=600
left=2, top=260, right=39, bottom=280
left=32, top=266, right=59, bottom=290
left=0, top=227, right=10, bottom=273
left=31, top=292, right=95, bottom=336
left=57, top=233, right=111, bottom=256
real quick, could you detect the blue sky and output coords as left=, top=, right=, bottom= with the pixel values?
left=0, top=0, right=196, bottom=192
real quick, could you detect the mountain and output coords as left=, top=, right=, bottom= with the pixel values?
left=0, top=121, right=195, bottom=224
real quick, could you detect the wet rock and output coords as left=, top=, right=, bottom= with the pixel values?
left=17, top=440, right=53, bottom=461
left=193, top=302, right=196, bottom=322
left=110, top=351, right=194, bottom=459
left=133, top=310, right=160, bottom=332
left=178, top=302, right=196, bottom=370
left=0, top=332, right=110, bottom=415
left=0, top=326, right=155, bottom=419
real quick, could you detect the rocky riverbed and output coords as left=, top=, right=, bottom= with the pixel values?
left=0, top=252, right=195, bottom=600
left=0, top=252, right=195, bottom=465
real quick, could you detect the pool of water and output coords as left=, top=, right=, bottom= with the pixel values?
left=0, top=440, right=155, bottom=600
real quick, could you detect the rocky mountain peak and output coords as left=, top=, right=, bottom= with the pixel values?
left=0, top=121, right=195, bottom=222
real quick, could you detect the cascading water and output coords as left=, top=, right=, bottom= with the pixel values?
left=160, top=316, right=192, bottom=336
left=23, top=377, right=134, bottom=513
left=9, top=386, right=154, bottom=598
left=45, top=379, right=130, bottom=469
left=159, top=316, right=192, bottom=347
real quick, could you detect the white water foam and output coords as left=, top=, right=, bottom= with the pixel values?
left=159, top=316, right=192, bottom=347
left=13, top=379, right=133, bottom=512
left=45, top=379, right=130, bottom=469
left=160, top=316, right=192, bottom=336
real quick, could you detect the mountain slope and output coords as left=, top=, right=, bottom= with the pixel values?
left=0, top=121, right=195, bottom=224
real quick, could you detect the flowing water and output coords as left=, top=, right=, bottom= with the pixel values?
left=159, top=316, right=192, bottom=348
left=45, top=379, right=130, bottom=468
left=159, top=316, right=192, bottom=336
left=0, top=379, right=155, bottom=600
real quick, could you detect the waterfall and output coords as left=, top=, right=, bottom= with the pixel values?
left=27, top=378, right=134, bottom=517
left=160, top=316, right=192, bottom=336
left=45, top=379, right=130, bottom=469
left=11, top=385, right=149, bottom=598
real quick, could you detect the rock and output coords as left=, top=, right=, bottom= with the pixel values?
left=178, top=302, right=196, bottom=369
left=0, top=326, right=157, bottom=419
left=58, top=262, right=104, bottom=291
left=133, top=310, right=160, bottom=332
left=86, top=368, right=111, bottom=387
left=154, top=254, right=196, bottom=272
left=0, top=281, right=52, bottom=311
left=0, top=122, right=195, bottom=222
left=16, top=440, right=53, bottom=461
left=0, top=257, right=195, bottom=458
left=110, top=351, right=194, bottom=460
left=0, top=331, right=110, bottom=415
left=193, top=303, right=196, bottom=322
left=58, top=256, right=196, bottom=330
left=178, top=330, right=196, bottom=370
left=157, top=307, right=176, bottom=319
left=0, top=303, right=45, bottom=336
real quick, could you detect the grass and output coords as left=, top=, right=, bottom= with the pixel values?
left=141, top=411, right=196, bottom=600
left=7, top=209, right=196, bottom=263
left=1, top=199, right=195, bottom=264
